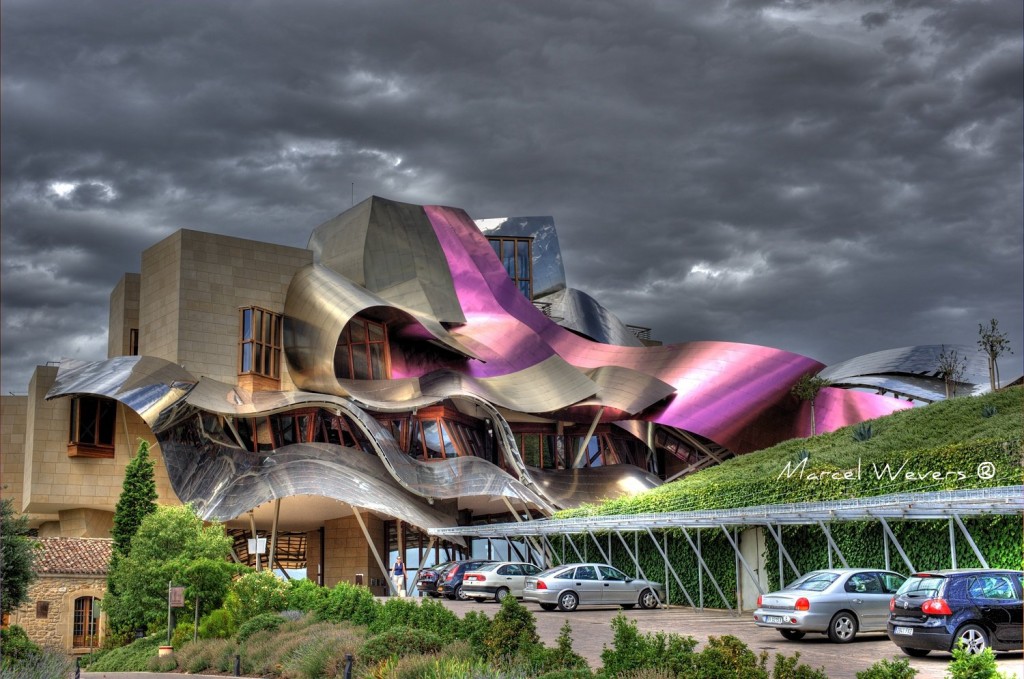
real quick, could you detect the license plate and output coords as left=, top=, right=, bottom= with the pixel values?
left=894, top=627, right=914, bottom=636
left=764, top=616, right=784, bottom=624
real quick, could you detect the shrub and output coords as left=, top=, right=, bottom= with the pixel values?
left=0, top=626, right=41, bottom=663
left=598, top=614, right=698, bottom=678
left=226, top=570, right=289, bottom=622
left=82, top=633, right=163, bottom=672
left=360, top=625, right=444, bottom=664
left=174, top=638, right=235, bottom=674
left=170, top=620, right=194, bottom=649
left=198, top=607, right=236, bottom=639
left=287, top=576, right=328, bottom=612
left=483, top=595, right=540, bottom=661
left=368, top=595, right=421, bottom=634
left=317, top=580, right=380, bottom=626
left=528, top=620, right=589, bottom=675
left=768, top=650, right=828, bottom=679
left=0, top=645, right=74, bottom=679
left=459, top=609, right=493, bottom=655
left=946, top=644, right=1011, bottom=679
left=855, top=657, right=918, bottom=679
left=694, top=634, right=768, bottom=678
left=853, top=422, right=873, bottom=442
left=146, top=653, right=178, bottom=672
left=537, top=670, right=597, bottom=679
left=236, top=611, right=285, bottom=641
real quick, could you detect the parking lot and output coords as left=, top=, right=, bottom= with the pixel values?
left=434, top=597, right=1023, bottom=679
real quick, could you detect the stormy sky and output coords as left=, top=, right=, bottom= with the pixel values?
left=2, top=0, right=1022, bottom=394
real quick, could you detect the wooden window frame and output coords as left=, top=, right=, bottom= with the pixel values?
left=68, top=396, right=116, bottom=458
left=335, top=317, right=391, bottom=380
left=72, top=596, right=101, bottom=649
left=487, top=236, right=534, bottom=299
left=238, top=306, right=283, bottom=380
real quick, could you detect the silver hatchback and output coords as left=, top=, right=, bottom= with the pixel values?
left=523, top=563, right=665, bottom=612
left=754, top=568, right=906, bottom=643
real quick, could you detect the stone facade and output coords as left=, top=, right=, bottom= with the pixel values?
left=9, top=537, right=112, bottom=653
left=1, top=394, right=27, bottom=511
left=11, top=575, right=107, bottom=653
left=308, top=514, right=388, bottom=593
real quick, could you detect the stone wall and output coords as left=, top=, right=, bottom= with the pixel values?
left=107, top=273, right=141, bottom=359
left=321, top=514, right=387, bottom=593
left=1, top=394, right=27, bottom=511
left=9, top=574, right=107, bottom=653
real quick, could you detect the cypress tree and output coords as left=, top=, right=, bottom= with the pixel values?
left=111, top=439, right=158, bottom=556
left=1, top=498, right=39, bottom=615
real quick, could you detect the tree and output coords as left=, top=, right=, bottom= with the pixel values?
left=937, top=345, right=967, bottom=398
left=1, top=499, right=40, bottom=616
left=111, top=439, right=158, bottom=556
left=103, top=504, right=237, bottom=635
left=790, top=373, right=831, bottom=436
left=978, top=318, right=1013, bottom=391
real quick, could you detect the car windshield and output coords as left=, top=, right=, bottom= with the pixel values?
left=785, top=571, right=840, bottom=592
left=896, top=575, right=945, bottom=597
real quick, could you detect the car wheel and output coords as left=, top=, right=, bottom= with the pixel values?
left=495, top=587, right=510, bottom=603
left=779, top=629, right=805, bottom=641
left=454, top=584, right=468, bottom=601
left=539, top=603, right=557, bottom=611
left=638, top=589, right=658, bottom=609
left=953, top=624, right=989, bottom=655
left=900, top=647, right=930, bottom=657
left=557, top=591, right=579, bottom=612
left=827, top=611, right=858, bottom=643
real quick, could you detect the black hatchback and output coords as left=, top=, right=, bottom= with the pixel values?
left=887, top=569, right=1023, bottom=656
left=415, top=560, right=457, bottom=598
left=436, top=559, right=495, bottom=601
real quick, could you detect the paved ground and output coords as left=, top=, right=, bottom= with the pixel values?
left=440, top=598, right=1023, bottom=679
left=82, top=599, right=1023, bottom=679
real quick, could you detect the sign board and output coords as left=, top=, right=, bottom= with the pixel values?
left=168, top=586, right=186, bottom=608
left=247, top=537, right=267, bottom=554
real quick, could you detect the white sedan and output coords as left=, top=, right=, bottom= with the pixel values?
left=462, top=561, right=544, bottom=602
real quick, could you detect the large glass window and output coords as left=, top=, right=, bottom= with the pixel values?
left=335, top=317, right=390, bottom=380
left=487, top=236, right=533, bottom=299
left=68, top=396, right=116, bottom=457
left=239, top=306, right=282, bottom=379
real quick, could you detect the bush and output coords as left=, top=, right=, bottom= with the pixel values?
left=146, top=653, right=178, bottom=672
left=947, top=644, right=1011, bottom=679
left=225, top=570, right=289, bottom=622
left=82, top=633, right=163, bottom=672
left=856, top=657, right=918, bottom=679
left=170, top=620, right=194, bottom=649
left=236, top=611, right=285, bottom=641
left=174, top=637, right=235, bottom=674
left=768, top=650, right=828, bottom=679
left=527, top=620, right=590, bottom=675
left=694, top=635, right=768, bottom=678
left=287, top=577, right=328, bottom=611
left=368, top=595, right=421, bottom=634
left=360, top=625, right=444, bottom=664
left=599, top=614, right=698, bottom=678
left=0, top=645, right=74, bottom=679
left=317, top=580, right=380, bottom=626
left=198, top=607, right=236, bottom=639
left=0, top=626, right=41, bottom=663
left=483, top=595, right=541, bottom=661
left=459, top=609, right=493, bottom=655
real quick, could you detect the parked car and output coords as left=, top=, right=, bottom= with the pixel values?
left=462, top=561, right=544, bottom=602
left=753, top=568, right=906, bottom=643
left=887, top=569, right=1024, bottom=657
left=523, top=563, right=664, bottom=612
left=415, top=560, right=457, bottom=597
left=437, top=559, right=496, bottom=600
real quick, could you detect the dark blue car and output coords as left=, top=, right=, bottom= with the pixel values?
left=887, top=569, right=1023, bottom=656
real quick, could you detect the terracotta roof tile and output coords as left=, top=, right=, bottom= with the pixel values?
left=35, top=537, right=113, bottom=576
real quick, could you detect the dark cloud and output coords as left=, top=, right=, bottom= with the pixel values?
left=2, top=0, right=1021, bottom=392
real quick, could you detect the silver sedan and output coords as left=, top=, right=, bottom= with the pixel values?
left=753, top=569, right=906, bottom=643
left=462, top=561, right=543, bottom=602
left=523, top=563, right=665, bottom=612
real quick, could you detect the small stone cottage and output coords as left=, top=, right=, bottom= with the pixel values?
left=9, top=537, right=112, bottom=653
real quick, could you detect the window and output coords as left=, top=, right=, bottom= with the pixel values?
left=488, top=237, right=533, bottom=299
left=35, top=601, right=49, bottom=619
left=68, top=396, right=116, bottom=457
left=73, top=597, right=101, bottom=648
left=128, top=328, right=139, bottom=356
left=239, top=307, right=282, bottom=379
left=335, top=317, right=390, bottom=380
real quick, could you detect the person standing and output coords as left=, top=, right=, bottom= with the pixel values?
left=391, top=556, right=406, bottom=596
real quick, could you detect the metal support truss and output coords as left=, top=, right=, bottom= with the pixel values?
left=613, top=530, right=663, bottom=607
left=429, top=487, right=1022, bottom=611
left=721, top=526, right=766, bottom=597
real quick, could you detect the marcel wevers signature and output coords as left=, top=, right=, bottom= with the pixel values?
left=776, top=457, right=997, bottom=482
